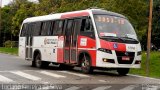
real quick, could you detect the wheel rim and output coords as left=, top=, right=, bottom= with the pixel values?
left=81, top=58, right=90, bottom=71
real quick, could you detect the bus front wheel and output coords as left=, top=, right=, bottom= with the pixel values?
left=81, top=55, right=93, bottom=74
left=117, top=68, right=130, bottom=76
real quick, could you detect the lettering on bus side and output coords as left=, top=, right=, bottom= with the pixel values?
left=44, top=38, right=58, bottom=45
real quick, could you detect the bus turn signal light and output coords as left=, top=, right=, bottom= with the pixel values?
left=103, top=58, right=115, bottom=63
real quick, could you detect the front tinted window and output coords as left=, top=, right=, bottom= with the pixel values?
left=94, top=15, right=137, bottom=40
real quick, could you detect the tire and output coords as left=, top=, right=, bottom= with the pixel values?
left=34, top=54, right=50, bottom=68
left=117, top=68, right=130, bottom=76
left=81, top=55, right=93, bottom=74
left=31, top=60, right=36, bottom=67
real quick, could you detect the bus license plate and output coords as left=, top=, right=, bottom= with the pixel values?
left=122, top=56, right=130, bottom=61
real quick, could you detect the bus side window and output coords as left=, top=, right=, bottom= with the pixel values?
left=27, top=23, right=32, bottom=36
left=53, top=21, right=59, bottom=35
left=53, top=20, right=64, bottom=36
left=33, top=22, right=42, bottom=36
left=50, top=21, right=55, bottom=35
left=41, top=22, right=49, bottom=36
left=57, top=20, right=64, bottom=36
left=65, top=19, right=73, bottom=46
left=80, top=17, right=95, bottom=38
left=46, top=21, right=52, bottom=36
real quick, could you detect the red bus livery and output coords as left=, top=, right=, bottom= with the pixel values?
left=19, top=9, right=142, bottom=75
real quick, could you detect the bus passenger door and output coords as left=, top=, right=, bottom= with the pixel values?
left=70, top=19, right=82, bottom=64
left=64, top=19, right=81, bottom=64
left=64, top=20, right=73, bottom=63
left=25, top=23, right=33, bottom=60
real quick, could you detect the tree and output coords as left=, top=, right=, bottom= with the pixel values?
left=152, top=0, right=160, bottom=48
left=1, top=6, right=13, bottom=46
left=0, top=0, right=151, bottom=48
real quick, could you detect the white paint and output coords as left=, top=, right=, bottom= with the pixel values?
left=58, top=36, right=64, bottom=48
left=11, top=71, right=41, bottom=81
left=39, top=71, right=66, bottom=78
left=65, top=86, right=80, bottom=90
left=78, top=48, right=96, bottom=50
left=23, top=9, right=91, bottom=23
left=120, top=85, right=138, bottom=90
left=33, top=36, right=58, bottom=62
left=0, top=75, right=13, bottom=82
left=80, top=38, right=87, bottom=46
left=18, top=37, right=26, bottom=59
left=104, top=33, right=117, bottom=37
left=145, top=85, right=159, bottom=90
left=128, top=74, right=160, bottom=83
left=92, top=86, right=111, bottom=90
left=99, top=80, right=107, bottom=83
left=126, top=44, right=137, bottom=52
left=59, top=71, right=89, bottom=77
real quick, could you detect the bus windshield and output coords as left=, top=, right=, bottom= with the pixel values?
left=94, top=15, right=138, bottom=40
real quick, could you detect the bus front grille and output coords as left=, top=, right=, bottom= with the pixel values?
left=115, top=51, right=135, bottom=64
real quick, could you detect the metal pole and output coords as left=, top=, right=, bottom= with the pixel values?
left=146, top=0, right=153, bottom=77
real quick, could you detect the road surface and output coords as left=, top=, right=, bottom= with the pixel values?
left=0, top=53, right=160, bottom=90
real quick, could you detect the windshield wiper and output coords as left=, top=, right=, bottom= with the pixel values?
left=101, top=36, right=125, bottom=41
left=120, top=36, right=138, bottom=42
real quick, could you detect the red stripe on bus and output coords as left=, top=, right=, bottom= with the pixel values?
left=61, top=12, right=89, bottom=19
left=57, top=36, right=64, bottom=63
left=100, top=39, right=126, bottom=51
left=89, top=50, right=96, bottom=66
left=57, top=48, right=64, bottom=63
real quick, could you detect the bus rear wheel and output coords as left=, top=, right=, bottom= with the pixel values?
left=117, top=68, right=130, bottom=76
left=34, top=54, right=50, bottom=68
left=81, top=55, right=93, bottom=74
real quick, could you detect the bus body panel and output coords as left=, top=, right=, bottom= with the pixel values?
left=77, top=34, right=97, bottom=66
left=19, top=37, right=26, bottom=58
left=19, top=9, right=142, bottom=70
left=57, top=36, right=65, bottom=63
left=96, top=39, right=141, bottom=68
left=33, top=36, right=58, bottom=62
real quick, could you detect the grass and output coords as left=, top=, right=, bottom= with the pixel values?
left=0, top=47, right=160, bottom=78
left=0, top=47, right=18, bottom=55
left=129, top=51, right=160, bottom=79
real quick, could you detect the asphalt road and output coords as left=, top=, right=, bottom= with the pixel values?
left=0, top=53, right=160, bottom=90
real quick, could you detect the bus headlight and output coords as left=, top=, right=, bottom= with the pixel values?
left=98, top=48, right=112, bottom=54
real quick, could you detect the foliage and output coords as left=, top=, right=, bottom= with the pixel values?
left=0, top=47, right=18, bottom=55
left=130, top=51, right=160, bottom=78
left=3, top=40, right=17, bottom=48
left=152, top=0, right=160, bottom=48
left=1, top=0, right=160, bottom=49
